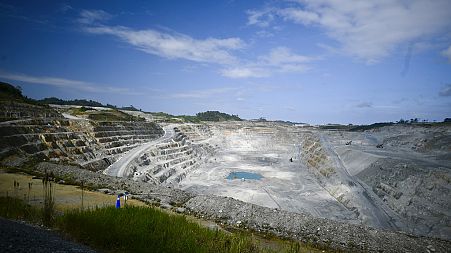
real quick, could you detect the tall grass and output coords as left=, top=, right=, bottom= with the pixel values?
left=0, top=196, right=42, bottom=223
left=42, top=172, right=55, bottom=226
left=58, top=206, right=264, bottom=253
left=0, top=196, right=319, bottom=253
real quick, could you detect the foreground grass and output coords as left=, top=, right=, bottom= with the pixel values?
left=1, top=197, right=318, bottom=253
left=0, top=196, right=42, bottom=223
left=58, top=206, right=266, bottom=253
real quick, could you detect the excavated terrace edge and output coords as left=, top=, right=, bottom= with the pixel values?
left=26, top=162, right=451, bottom=253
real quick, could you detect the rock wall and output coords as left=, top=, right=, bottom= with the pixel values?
left=358, top=158, right=451, bottom=240
left=129, top=125, right=214, bottom=185
left=0, top=101, right=61, bottom=122
left=0, top=118, right=163, bottom=171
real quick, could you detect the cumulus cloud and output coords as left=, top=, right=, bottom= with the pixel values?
left=220, top=67, right=268, bottom=78
left=0, top=71, right=136, bottom=94
left=442, top=45, right=451, bottom=63
left=221, top=47, right=314, bottom=78
left=246, top=8, right=275, bottom=27
left=83, top=25, right=244, bottom=65
left=277, top=8, right=320, bottom=25
left=79, top=10, right=314, bottom=79
left=439, top=84, right=451, bottom=97
left=248, top=0, right=451, bottom=63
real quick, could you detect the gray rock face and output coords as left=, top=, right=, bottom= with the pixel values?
left=0, top=118, right=163, bottom=171
left=184, top=195, right=451, bottom=253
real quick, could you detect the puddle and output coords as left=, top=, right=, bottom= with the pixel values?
left=227, top=171, right=263, bottom=180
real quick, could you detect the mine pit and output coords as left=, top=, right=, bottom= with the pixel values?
left=1, top=103, right=450, bottom=252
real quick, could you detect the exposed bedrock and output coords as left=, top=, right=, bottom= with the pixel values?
left=357, top=159, right=451, bottom=240
left=185, top=195, right=451, bottom=253
left=120, top=124, right=215, bottom=185
left=300, top=132, right=399, bottom=230
left=326, top=125, right=451, bottom=240
left=0, top=118, right=163, bottom=170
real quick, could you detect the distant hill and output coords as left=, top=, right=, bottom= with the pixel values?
left=37, top=97, right=141, bottom=111
left=0, top=82, right=23, bottom=99
left=196, top=111, right=241, bottom=121
left=0, top=82, right=41, bottom=105
left=38, top=97, right=105, bottom=107
left=150, top=111, right=241, bottom=123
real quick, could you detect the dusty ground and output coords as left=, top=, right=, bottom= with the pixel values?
left=180, top=123, right=358, bottom=223
left=0, top=170, right=145, bottom=210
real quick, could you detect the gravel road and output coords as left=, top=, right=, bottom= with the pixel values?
left=0, top=217, right=96, bottom=253
left=103, top=125, right=176, bottom=177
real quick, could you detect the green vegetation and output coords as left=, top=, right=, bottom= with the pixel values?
left=319, top=124, right=354, bottom=130
left=42, top=172, right=56, bottom=226
left=151, top=111, right=177, bottom=117
left=38, top=97, right=104, bottom=107
left=58, top=206, right=260, bottom=253
left=37, top=97, right=141, bottom=111
left=196, top=111, right=241, bottom=121
left=0, top=195, right=319, bottom=253
left=151, top=111, right=241, bottom=123
left=0, top=82, right=23, bottom=99
left=66, top=106, right=145, bottom=122
left=87, top=110, right=145, bottom=122
left=0, top=82, right=44, bottom=106
left=0, top=196, right=42, bottom=223
left=178, top=115, right=202, bottom=123
left=349, top=122, right=394, bottom=131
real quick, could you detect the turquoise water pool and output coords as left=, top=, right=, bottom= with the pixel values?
left=227, top=171, right=263, bottom=180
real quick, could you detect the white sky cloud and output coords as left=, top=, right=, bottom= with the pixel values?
left=221, top=47, right=314, bottom=78
left=78, top=9, right=112, bottom=24
left=79, top=10, right=314, bottom=79
left=84, top=25, right=244, bottom=65
left=220, top=67, right=268, bottom=78
left=0, top=71, right=136, bottom=94
left=439, top=84, right=451, bottom=97
left=442, top=45, right=451, bottom=63
left=248, top=0, right=451, bottom=63
left=246, top=8, right=274, bottom=27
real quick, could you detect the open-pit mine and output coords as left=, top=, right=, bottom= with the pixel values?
left=1, top=99, right=450, bottom=252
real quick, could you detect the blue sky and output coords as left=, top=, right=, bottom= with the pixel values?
left=0, top=0, right=450, bottom=124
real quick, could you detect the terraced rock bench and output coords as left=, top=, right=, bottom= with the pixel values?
left=128, top=126, right=214, bottom=186
left=0, top=101, right=61, bottom=122
left=0, top=119, right=163, bottom=171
